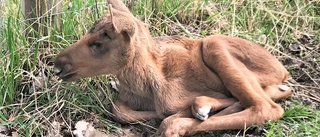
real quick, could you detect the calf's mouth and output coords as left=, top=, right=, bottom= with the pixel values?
left=53, top=66, right=78, bottom=81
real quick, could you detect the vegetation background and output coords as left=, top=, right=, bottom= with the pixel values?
left=0, top=0, right=319, bottom=136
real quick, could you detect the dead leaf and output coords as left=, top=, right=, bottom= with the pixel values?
left=73, top=120, right=109, bottom=137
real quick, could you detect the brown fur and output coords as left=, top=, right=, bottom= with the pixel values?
left=54, top=1, right=292, bottom=136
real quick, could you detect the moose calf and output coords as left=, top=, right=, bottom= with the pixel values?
left=54, top=0, right=292, bottom=136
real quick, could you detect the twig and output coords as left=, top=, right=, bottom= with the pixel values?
left=289, top=83, right=320, bottom=90
left=297, top=93, right=320, bottom=103
left=302, top=69, right=320, bottom=87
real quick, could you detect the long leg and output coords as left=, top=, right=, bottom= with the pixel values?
left=202, top=39, right=283, bottom=108
left=111, top=100, right=158, bottom=123
left=192, top=84, right=292, bottom=119
left=161, top=105, right=284, bottom=137
left=202, top=40, right=287, bottom=112
left=213, top=102, right=243, bottom=116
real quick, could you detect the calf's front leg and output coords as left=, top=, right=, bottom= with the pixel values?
left=161, top=104, right=284, bottom=137
left=111, top=100, right=159, bottom=123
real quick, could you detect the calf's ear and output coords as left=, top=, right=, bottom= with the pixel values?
left=106, top=0, right=132, bottom=15
left=108, top=4, right=136, bottom=38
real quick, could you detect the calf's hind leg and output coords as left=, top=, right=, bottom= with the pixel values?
left=159, top=40, right=288, bottom=136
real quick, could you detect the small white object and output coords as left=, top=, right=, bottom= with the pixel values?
left=73, top=121, right=89, bottom=137
left=53, top=67, right=62, bottom=74
left=68, top=2, right=73, bottom=8
left=195, top=106, right=211, bottom=121
left=73, top=120, right=108, bottom=137
left=108, top=76, right=120, bottom=91
left=110, top=80, right=119, bottom=91
left=278, top=85, right=289, bottom=91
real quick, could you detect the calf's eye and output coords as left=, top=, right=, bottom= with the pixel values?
left=94, top=43, right=102, bottom=49
left=89, top=43, right=103, bottom=50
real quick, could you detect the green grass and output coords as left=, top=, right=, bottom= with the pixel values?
left=264, top=105, right=320, bottom=137
left=0, top=0, right=319, bottom=136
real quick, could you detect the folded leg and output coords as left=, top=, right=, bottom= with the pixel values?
left=161, top=104, right=284, bottom=137
left=159, top=39, right=290, bottom=136
left=191, top=84, right=291, bottom=120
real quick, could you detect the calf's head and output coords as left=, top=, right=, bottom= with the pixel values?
left=54, top=5, right=138, bottom=81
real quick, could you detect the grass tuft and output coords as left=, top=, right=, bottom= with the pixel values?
left=264, top=105, right=320, bottom=137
